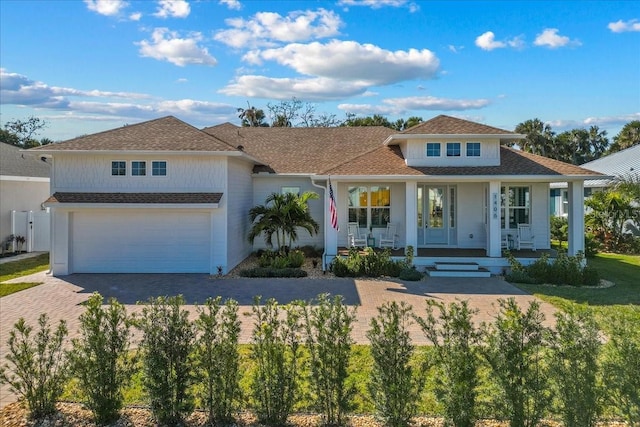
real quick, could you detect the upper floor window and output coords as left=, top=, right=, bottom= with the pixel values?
left=111, top=161, right=126, bottom=176
left=426, top=143, right=441, bottom=157
left=466, top=142, right=481, bottom=157
left=132, top=161, right=146, bottom=176
left=446, top=142, right=461, bottom=157
left=152, top=161, right=167, bottom=176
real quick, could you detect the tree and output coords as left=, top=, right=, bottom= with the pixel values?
left=609, top=120, right=640, bottom=154
left=391, top=116, right=423, bottom=131
left=342, top=113, right=393, bottom=128
left=0, top=128, right=20, bottom=146
left=237, top=102, right=268, bottom=127
left=514, top=118, right=556, bottom=157
left=585, top=189, right=638, bottom=250
left=248, top=191, right=320, bottom=252
left=3, top=116, right=48, bottom=147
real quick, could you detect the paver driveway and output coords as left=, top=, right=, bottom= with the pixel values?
left=0, top=271, right=557, bottom=408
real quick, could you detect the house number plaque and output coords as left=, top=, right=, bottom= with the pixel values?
left=492, top=192, right=498, bottom=219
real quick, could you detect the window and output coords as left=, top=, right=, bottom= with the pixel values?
left=446, top=142, right=461, bottom=157
left=281, top=186, right=300, bottom=195
left=501, top=186, right=530, bottom=229
left=426, top=143, right=441, bottom=157
left=152, top=161, right=167, bottom=176
left=132, top=161, right=146, bottom=176
left=111, top=161, right=126, bottom=176
left=466, top=142, right=481, bottom=157
left=348, top=185, right=391, bottom=229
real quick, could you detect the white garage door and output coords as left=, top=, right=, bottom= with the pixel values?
left=72, top=210, right=211, bottom=273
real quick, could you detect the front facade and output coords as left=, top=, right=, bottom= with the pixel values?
left=33, top=115, right=603, bottom=276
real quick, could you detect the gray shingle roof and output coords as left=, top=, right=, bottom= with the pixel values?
left=0, top=142, right=51, bottom=178
left=402, top=114, right=516, bottom=135
left=30, top=116, right=238, bottom=152
left=45, top=192, right=223, bottom=204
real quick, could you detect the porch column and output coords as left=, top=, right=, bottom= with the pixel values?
left=567, top=180, right=585, bottom=256
left=488, top=180, right=502, bottom=257
left=325, top=179, right=338, bottom=258
left=405, top=181, right=418, bottom=256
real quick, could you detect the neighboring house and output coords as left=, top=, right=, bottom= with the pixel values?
left=0, top=142, right=51, bottom=252
left=32, top=115, right=603, bottom=276
left=550, top=144, right=639, bottom=234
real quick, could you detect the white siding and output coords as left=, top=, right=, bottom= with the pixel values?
left=403, top=138, right=501, bottom=167
left=252, top=177, right=324, bottom=250
left=225, top=158, right=254, bottom=271
left=0, top=180, right=50, bottom=245
left=456, top=183, right=486, bottom=248
left=52, top=153, right=226, bottom=192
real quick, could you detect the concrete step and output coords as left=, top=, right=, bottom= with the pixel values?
left=426, top=267, right=491, bottom=278
left=434, top=261, right=480, bottom=271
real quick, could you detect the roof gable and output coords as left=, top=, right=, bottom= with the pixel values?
left=31, top=116, right=238, bottom=152
left=402, top=114, right=515, bottom=135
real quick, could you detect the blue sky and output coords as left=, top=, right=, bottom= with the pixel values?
left=1, top=0, right=638, bottom=141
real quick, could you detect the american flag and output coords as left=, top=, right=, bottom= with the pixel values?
left=329, top=178, right=339, bottom=231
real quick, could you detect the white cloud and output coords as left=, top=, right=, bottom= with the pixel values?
left=176, top=78, right=188, bottom=83
left=137, top=28, right=217, bottom=66
left=244, top=40, right=439, bottom=86
left=129, top=12, right=142, bottom=21
left=533, top=28, right=580, bottom=48
left=338, top=95, right=490, bottom=115
left=475, top=31, right=523, bottom=51
left=337, top=0, right=419, bottom=11
left=219, top=0, right=241, bottom=10
left=608, top=19, right=640, bottom=33
left=84, top=0, right=128, bottom=16
left=214, top=9, right=342, bottom=48
left=154, top=0, right=190, bottom=18
left=448, top=45, right=463, bottom=54
left=219, top=75, right=370, bottom=100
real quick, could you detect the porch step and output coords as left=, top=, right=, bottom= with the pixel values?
left=426, top=265, right=491, bottom=278
left=434, top=262, right=479, bottom=271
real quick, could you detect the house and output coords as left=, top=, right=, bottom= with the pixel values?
left=32, top=115, right=603, bottom=276
left=0, top=142, right=51, bottom=253
left=550, top=145, right=640, bottom=218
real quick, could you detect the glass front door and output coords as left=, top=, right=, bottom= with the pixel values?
left=417, top=185, right=456, bottom=246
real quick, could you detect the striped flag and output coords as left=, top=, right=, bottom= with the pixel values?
left=329, top=178, right=339, bottom=231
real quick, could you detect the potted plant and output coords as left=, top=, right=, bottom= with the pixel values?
left=15, top=235, right=25, bottom=253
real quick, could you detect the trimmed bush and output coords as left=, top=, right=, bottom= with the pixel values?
left=68, top=293, right=133, bottom=425
left=287, top=249, right=306, bottom=268
left=398, top=267, right=423, bottom=281
left=0, top=314, right=68, bottom=420
left=240, top=267, right=307, bottom=278
left=136, top=295, right=196, bottom=426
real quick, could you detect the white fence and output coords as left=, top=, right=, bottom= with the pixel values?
left=11, top=210, right=50, bottom=252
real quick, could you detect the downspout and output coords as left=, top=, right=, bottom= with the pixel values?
left=310, top=178, right=328, bottom=271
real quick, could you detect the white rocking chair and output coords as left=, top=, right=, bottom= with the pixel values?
left=378, top=223, right=398, bottom=249
left=516, top=224, right=536, bottom=251
left=347, top=222, right=367, bottom=248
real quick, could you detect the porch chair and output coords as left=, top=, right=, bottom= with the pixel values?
left=347, top=222, right=367, bottom=247
left=378, top=223, right=398, bottom=250
left=516, top=224, right=536, bottom=251
left=501, top=233, right=509, bottom=250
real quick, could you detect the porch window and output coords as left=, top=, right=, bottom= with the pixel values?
left=466, top=142, right=481, bottom=157
left=501, top=186, right=530, bottom=229
left=426, top=143, right=441, bottom=157
left=111, top=161, right=126, bottom=176
left=348, top=185, right=391, bottom=229
left=281, top=186, right=300, bottom=195
left=132, top=161, right=146, bottom=176
left=152, top=161, right=167, bottom=176
left=446, top=142, right=461, bottom=157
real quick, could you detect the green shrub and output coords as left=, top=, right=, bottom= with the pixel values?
left=550, top=216, right=568, bottom=248
left=481, top=298, right=552, bottom=427
left=601, top=313, right=640, bottom=425
left=398, top=267, right=423, bottom=281
left=585, top=232, right=600, bottom=257
left=304, top=294, right=357, bottom=425
left=68, top=293, right=133, bottom=425
left=239, top=267, right=307, bottom=278
left=416, top=300, right=481, bottom=427
left=258, top=250, right=276, bottom=267
left=287, top=249, right=305, bottom=268
left=383, top=260, right=404, bottom=277
left=250, top=297, right=304, bottom=425
left=367, top=301, right=423, bottom=427
left=362, top=247, right=387, bottom=277
left=137, top=295, right=196, bottom=426
left=582, top=265, right=601, bottom=287
left=331, top=247, right=403, bottom=278
left=194, top=297, right=242, bottom=425
left=504, top=269, right=538, bottom=284
left=270, top=255, right=291, bottom=269
left=0, top=314, right=68, bottom=420
left=550, top=306, right=602, bottom=427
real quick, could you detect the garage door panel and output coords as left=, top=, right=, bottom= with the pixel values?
left=72, top=210, right=211, bottom=273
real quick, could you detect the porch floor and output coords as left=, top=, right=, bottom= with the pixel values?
left=338, top=247, right=556, bottom=259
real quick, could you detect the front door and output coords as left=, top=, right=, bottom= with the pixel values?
left=417, top=185, right=456, bottom=246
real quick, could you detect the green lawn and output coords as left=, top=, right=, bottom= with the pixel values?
left=0, top=253, right=49, bottom=297
left=515, top=252, right=640, bottom=333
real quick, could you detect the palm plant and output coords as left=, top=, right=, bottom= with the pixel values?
left=248, top=191, right=319, bottom=252
left=585, top=189, right=638, bottom=250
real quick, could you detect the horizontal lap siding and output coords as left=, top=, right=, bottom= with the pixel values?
left=226, top=159, right=254, bottom=271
